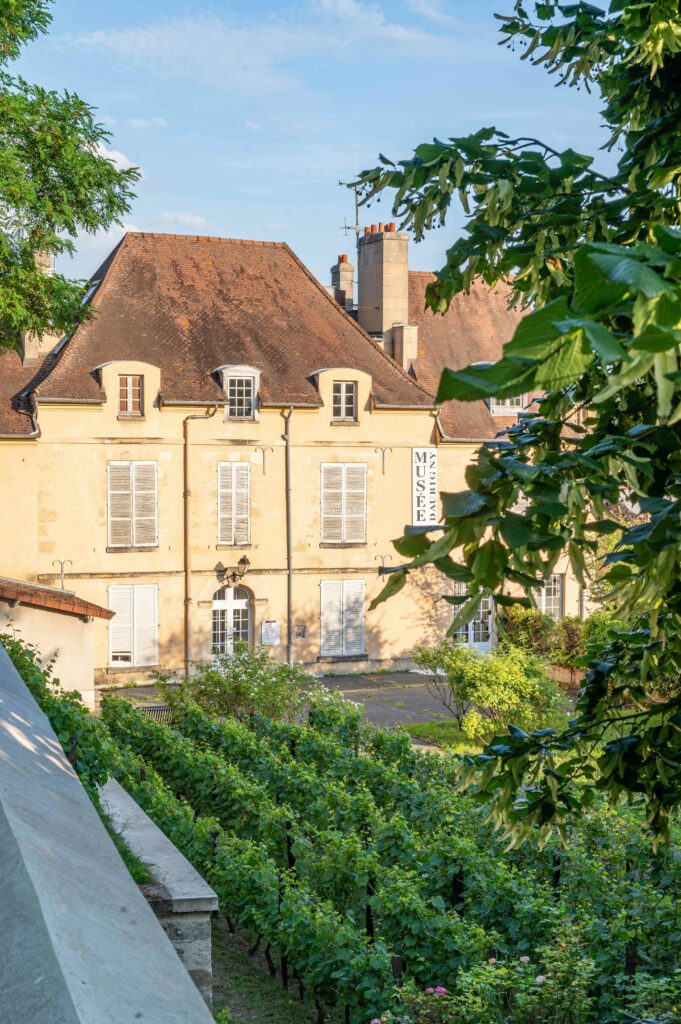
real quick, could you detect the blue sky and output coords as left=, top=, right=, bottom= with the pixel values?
left=18, top=0, right=612, bottom=285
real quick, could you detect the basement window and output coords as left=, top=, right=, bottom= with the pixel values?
left=332, top=381, right=357, bottom=421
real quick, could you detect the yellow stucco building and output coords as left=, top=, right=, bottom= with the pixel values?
left=0, top=226, right=582, bottom=690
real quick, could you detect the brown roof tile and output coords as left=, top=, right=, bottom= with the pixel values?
left=0, top=351, right=39, bottom=437
left=0, top=577, right=113, bottom=620
left=34, top=233, right=434, bottom=411
left=408, top=273, right=525, bottom=439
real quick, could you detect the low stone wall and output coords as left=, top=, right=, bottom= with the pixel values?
left=100, top=777, right=219, bottom=1008
left=0, top=644, right=214, bottom=1024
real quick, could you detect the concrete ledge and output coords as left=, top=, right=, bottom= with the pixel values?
left=100, top=778, right=219, bottom=1006
left=0, top=644, right=214, bottom=1024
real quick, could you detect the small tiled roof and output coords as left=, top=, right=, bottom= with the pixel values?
left=0, top=578, right=113, bottom=620
left=0, top=351, right=38, bottom=437
left=32, top=233, right=434, bottom=411
left=408, top=273, right=525, bottom=439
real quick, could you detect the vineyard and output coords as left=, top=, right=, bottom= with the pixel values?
left=6, top=634, right=681, bottom=1024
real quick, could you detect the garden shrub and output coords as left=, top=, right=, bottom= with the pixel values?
left=413, top=642, right=569, bottom=739
left=159, top=642, right=312, bottom=722
left=501, top=605, right=555, bottom=657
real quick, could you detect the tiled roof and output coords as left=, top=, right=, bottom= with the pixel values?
left=408, top=273, right=525, bottom=439
left=0, top=351, right=39, bottom=437
left=0, top=578, right=113, bottom=620
left=32, top=233, right=435, bottom=411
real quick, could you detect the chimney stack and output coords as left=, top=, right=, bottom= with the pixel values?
left=356, top=223, right=418, bottom=368
left=22, top=251, right=64, bottom=365
left=330, top=253, right=355, bottom=311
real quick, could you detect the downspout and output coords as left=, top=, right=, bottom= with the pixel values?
left=183, top=406, right=217, bottom=676
left=282, top=407, right=294, bottom=668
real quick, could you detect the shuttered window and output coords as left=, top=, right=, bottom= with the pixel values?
left=321, top=464, right=366, bottom=543
left=218, top=462, right=250, bottom=545
left=320, top=579, right=365, bottom=657
left=108, top=584, right=158, bottom=666
left=107, top=462, right=158, bottom=548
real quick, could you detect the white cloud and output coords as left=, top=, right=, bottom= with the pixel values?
left=315, top=0, right=435, bottom=44
left=161, top=211, right=207, bottom=229
left=59, top=3, right=446, bottom=95
left=99, top=114, right=117, bottom=126
left=245, top=120, right=262, bottom=132
left=406, top=0, right=458, bottom=28
left=127, top=116, right=168, bottom=129
left=94, top=142, right=138, bottom=173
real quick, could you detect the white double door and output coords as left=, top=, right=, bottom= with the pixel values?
left=211, top=586, right=251, bottom=655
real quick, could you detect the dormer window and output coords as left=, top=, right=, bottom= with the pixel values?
left=215, top=365, right=261, bottom=422
left=119, top=374, right=143, bottom=416
left=227, top=375, right=255, bottom=419
left=332, top=381, right=357, bottom=421
left=490, top=394, right=525, bottom=416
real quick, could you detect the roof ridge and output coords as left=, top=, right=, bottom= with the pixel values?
left=280, top=242, right=436, bottom=404
left=125, top=231, right=287, bottom=247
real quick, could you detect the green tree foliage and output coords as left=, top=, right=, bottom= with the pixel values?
left=413, top=641, right=569, bottom=737
left=0, top=0, right=139, bottom=351
left=360, top=2, right=681, bottom=844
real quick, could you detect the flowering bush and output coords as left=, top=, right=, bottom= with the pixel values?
left=372, top=937, right=595, bottom=1023
left=159, top=643, right=313, bottom=722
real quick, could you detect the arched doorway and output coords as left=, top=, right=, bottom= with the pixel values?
left=211, top=586, right=252, bottom=655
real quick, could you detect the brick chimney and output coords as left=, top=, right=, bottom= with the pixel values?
left=330, top=253, right=354, bottom=311
left=356, top=222, right=418, bottom=369
left=22, top=251, right=64, bottom=365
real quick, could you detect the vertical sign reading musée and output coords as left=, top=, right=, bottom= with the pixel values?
left=412, top=448, right=438, bottom=525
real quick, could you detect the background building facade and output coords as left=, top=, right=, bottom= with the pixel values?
left=0, top=229, right=582, bottom=692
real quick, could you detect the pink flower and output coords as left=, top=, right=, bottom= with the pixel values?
left=370, top=1019, right=381, bottom=1024
left=434, top=986, right=448, bottom=996
left=425, top=988, right=435, bottom=995
left=520, top=956, right=530, bottom=964
left=536, top=975, right=546, bottom=986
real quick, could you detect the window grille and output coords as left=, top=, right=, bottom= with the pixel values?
left=332, top=381, right=357, bottom=420
left=119, top=375, right=143, bottom=415
left=227, top=376, right=255, bottom=418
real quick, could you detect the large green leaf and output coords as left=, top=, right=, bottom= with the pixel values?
left=441, top=490, right=489, bottom=518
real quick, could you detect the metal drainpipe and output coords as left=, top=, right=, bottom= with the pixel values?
left=282, top=407, right=294, bottom=668
left=183, top=406, right=218, bottom=676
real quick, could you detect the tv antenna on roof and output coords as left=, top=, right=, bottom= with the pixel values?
left=338, top=178, right=361, bottom=258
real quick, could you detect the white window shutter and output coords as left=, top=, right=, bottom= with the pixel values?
left=132, top=462, right=157, bottom=546
left=344, top=465, right=366, bottom=543
left=234, top=464, right=250, bottom=544
left=109, top=585, right=133, bottom=664
left=108, top=463, right=133, bottom=547
left=133, top=585, right=158, bottom=666
left=321, top=465, right=344, bottom=542
left=218, top=462, right=234, bottom=544
left=342, top=580, right=365, bottom=655
left=320, top=580, right=343, bottom=655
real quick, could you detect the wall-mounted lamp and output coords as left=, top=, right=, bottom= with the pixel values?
left=215, top=555, right=251, bottom=586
